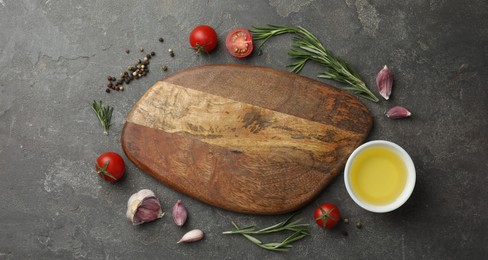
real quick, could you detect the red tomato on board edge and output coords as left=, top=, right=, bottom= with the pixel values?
left=96, top=152, right=125, bottom=182
left=225, top=28, right=253, bottom=58
left=189, top=25, right=218, bottom=53
left=314, top=203, right=341, bottom=229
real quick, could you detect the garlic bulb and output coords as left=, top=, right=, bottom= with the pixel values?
left=126, top=189, right=164, bottom=225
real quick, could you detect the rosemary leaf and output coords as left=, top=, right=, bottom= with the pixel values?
left=91, top=100, right=114, bottom=135
left=250, top=24, right=379, bottom=102
left=223, top=214, right=310, bottom=252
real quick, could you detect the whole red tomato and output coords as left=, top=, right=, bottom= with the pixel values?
left=189, top=25, right=218, bottom=53
left=225, top=28, right=253, bottom=58
left=96, top=152, right=125, bottom=182
left=314, top=203, right=340, bottom=229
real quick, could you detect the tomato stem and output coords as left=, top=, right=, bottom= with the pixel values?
left=192, top=43, right=209, bottom=54
left=315, top=207, right=337, bottom=227
left=96, top=161, right=117, bottom=180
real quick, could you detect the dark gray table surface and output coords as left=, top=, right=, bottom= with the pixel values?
left=1, top=0, right=487, bottom=259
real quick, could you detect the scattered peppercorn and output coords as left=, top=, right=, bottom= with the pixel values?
left=159, top=37, right=164, bottom=43
left=125, top=49, right=130, bottom=54
left=356, top=222, right=362, bottom=229
left=139, top=48, right=144, bottom=52
left=343, top=218, right=349, bottom=224
left=168, top=49, right=174, bottom=57
left=102, top=52, right=152, bottom=93
left=161, top=65, right=168, bottom=71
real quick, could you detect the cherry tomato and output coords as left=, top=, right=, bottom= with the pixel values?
left=314, top=203, right=340, bottom=229
left=225, top=28, right=253, bottom=58
left=96, top=152, right=125, bottom=182
left=189, top=25, right=218, bottom=53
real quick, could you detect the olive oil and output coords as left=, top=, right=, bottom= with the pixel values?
left=349, top=146, right=407, bottom=206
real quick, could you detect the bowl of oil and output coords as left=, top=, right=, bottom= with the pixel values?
left=344, top=140, right=416, bottom=213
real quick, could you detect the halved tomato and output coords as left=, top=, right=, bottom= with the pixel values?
left=225, top=28, right=253, bottom=58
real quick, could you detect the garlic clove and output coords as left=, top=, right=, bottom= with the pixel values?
left=177, top=229, right=205, bottom=243
left=376, top=65, right=393, bottom=100
left=172, top=200, right=188, bottom=226
left=126, top=189, right=164, bottom=225
left=386, top=106, right=411, bottom=119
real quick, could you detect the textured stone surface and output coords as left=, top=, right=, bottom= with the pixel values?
left=0, top=0, right=487, bottom=259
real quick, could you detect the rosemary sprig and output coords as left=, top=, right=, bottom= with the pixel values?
left=223, top=214, right=310, bottom=252
left=91, top=100, right=114, bottom=135
left=251, top=24, right=379, bottom=102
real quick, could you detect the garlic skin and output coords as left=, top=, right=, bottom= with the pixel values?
left=172, top=200, right=188, bottom=226
left=177, top=229, right=205, bottom=243
left=126, top=189, right=164, bottom=225
left=376, top=65, right=393, bottom=100
left=386, top=106, right=411, bottom=119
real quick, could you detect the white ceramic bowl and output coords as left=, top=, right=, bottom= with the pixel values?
left=344, top=140, right=416, bottom=213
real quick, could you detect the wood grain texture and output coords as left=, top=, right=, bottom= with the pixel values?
left=122, top=64, right=373, bottom=215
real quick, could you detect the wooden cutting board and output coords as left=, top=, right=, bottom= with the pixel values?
left=121, top=64, right=372, bottom=215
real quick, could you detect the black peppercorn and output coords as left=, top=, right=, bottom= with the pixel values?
left=161, top=65, right=168, bottom=71
left=107, top=82, right=113, bottom=88
left=159, top=37, right=164, bottom=43
left=356, top=223, right=362, bottom=229
left=139, top=48, right=144, bottom=52
left=146, top=54, right=151, bottom=60
left=125, top=49, right=130, bottom=54
left=105, top=88, right=111, bottom=93
left=107, top=76, right=113, bottom=81
left=150, top=51, right=155, bottom=56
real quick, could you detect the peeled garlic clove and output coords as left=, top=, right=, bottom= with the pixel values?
left=172, top=200, right=188, bottom=226
left=386, top=106, right=411, bottom=119
left=376, top=65, right=393, bottom=100
left=177, top=229, right=205, bottom=243
left=126, top=189, right=164, bottom=225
